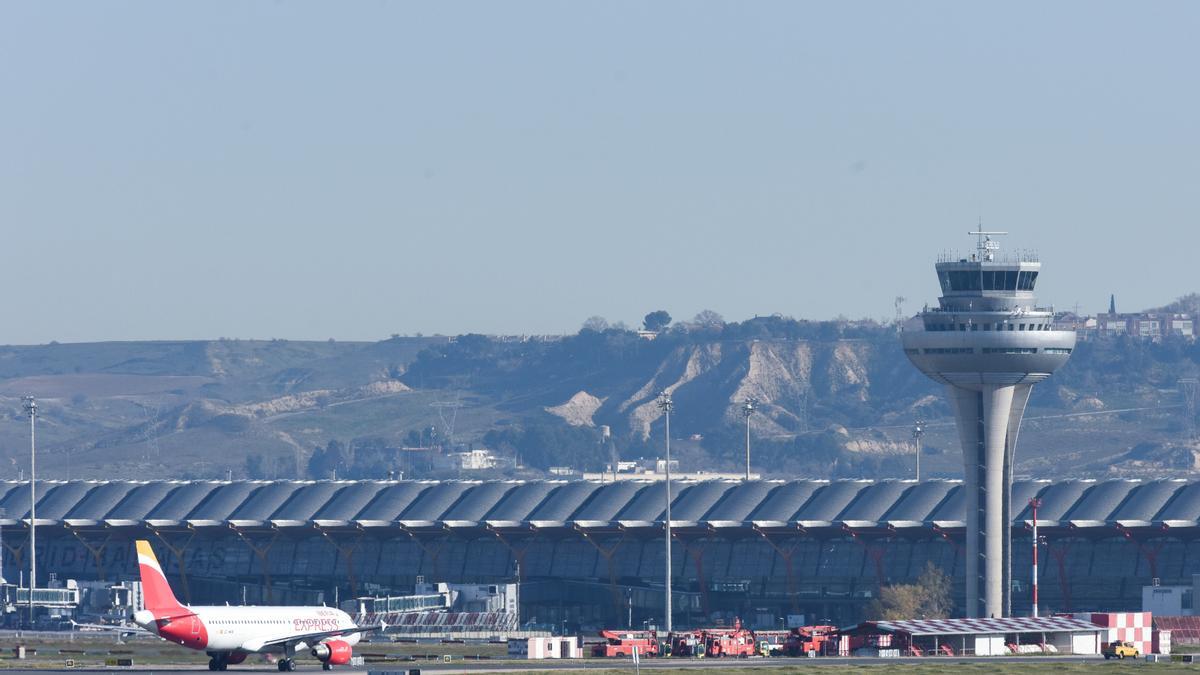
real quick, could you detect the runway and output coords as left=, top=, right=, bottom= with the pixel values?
left=0, top=654, right=1117, bottom=674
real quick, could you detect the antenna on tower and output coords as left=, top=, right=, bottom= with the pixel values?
left=968, top=227, right=1008, bottom=262
left=894, top=296, right=906, bottom=331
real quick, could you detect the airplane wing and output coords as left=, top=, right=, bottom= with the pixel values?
left=70, top=620, right=150, bottom=635
left=241, top=622, right=386, bottom=653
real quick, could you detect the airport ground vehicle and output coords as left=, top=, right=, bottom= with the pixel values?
left=687, top=618, right=757, bottom=658
left=754, top=630, right=790, bottom=656
left=1103, top=641, right=1140, bottom=659
left=783, top=625, right=838, bottom=656
left=591, top=630, right=660, bottom=657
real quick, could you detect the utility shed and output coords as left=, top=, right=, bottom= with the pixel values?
left=843, top=616, right=1103, bottom=656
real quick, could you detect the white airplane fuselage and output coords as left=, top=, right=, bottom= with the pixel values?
left=134, top=604, right=361, bottom=653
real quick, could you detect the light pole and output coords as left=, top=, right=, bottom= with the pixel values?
left=656, top=391, right=674, bottom=634
left=740, top=399, right=756, bottom=481
left=1030, top=497, right=1042, bottom=618
left=23, top=396, right=37, bottom=627
left=912, top=420, right=924, bottom=481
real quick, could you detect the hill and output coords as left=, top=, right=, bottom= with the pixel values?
left=0, top=312, right=1197, bottom=482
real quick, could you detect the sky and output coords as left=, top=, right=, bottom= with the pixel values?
left=1, top=2, right=1197, bottom=344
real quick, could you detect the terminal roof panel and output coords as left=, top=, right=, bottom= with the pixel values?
left=1113, top=480, right=1186, bottom=522
left=0, top=482, right=25, bottom=518
left=670, top=481, right=735, bottom=521
left=356, top=482, right=431, bottom=521
left=443, top=482, right=516, bottom=521
left=927, top=484, right=965, bottom=523
left=186, top=482, right=260, bottom=522
left=1156, top=482, right=1200, bottom=524
left=107, top=482, right=185, bottom=521
left=798, top=481, right=871, bottom=522
left=572, top=482, right=646, bottom=522
left=1010, top=481, right=1050, bottom=518
left=1033, top=480, right=1096, bottom=523
left=145, top=481, right=218, bottom=521
left=840, top=481, right=913, bottom=523
left=882, top=481, right=956, bottom=523
left=614, top=482, right=671, bottom=522
left=1064, top=480, right=1141, bottom=522
left=64, top=481, right=141, bottom=521
left=314, top=482, right=390, bottom=521
left=272, top=481, right=346, bottom=521
left=527, top=481, right=602, bottom=521
left=703, top=480, right=779, bottom=523
left=230, top=481, right=301, bottom=522
left=747, top=481, right=824, bottom=522
left=35, top=482, right=98, bottom=521
left=400, top=482, right=475, bottom=521
left=485, top=482, right=559, bottom=522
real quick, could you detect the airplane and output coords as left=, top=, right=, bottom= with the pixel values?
left=126, top=540, right=383, bottom=671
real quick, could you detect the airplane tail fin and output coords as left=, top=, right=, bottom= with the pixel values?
left=136, top=540, right=186, bottom=613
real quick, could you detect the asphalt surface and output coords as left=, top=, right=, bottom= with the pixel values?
left=0, top=654, right=1113, bottom=674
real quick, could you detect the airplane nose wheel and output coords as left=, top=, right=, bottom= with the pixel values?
left=277, top=658, right=296, bottom=672
left=208, top=656, right=228, bottom=671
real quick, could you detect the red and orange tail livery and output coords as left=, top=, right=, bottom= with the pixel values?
left=136, top=540, right=187, bottom=615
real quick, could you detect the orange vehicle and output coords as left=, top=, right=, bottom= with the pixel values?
left=701, top=618, right=757, bottom=658
left=783, top=625, right=838, bottom=656
left=591, top=630, right=660, bottom=658
left=668, top=630, right=704, bottom=657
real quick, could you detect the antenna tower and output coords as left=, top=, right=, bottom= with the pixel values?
left=431, top=396, right=463, bottom=446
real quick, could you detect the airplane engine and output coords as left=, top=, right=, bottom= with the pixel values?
left=311, top=640, right=352, bottom=665
left=225, top=652, right=248, bottom=665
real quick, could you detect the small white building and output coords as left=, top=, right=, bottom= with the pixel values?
left=457, top=449, right=498, bottom=470
left=507, top=637, right=583, bottom=659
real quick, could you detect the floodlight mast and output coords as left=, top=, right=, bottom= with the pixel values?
left=23, top=396, right=37, bottom=627
left=656, top=391, right=674, bottom=634
left=741, top=399, right=757, bottom=481
left=912, top=420, right=925, bottom=481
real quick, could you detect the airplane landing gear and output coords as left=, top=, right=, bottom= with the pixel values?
left=322, top=662, right=334, bottom=671
left=277, top=658, right=296, bottom=672
left=208, top=656, right=228, bottom=671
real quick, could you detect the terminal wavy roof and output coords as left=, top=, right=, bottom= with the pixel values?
left=0, top=478, right=1197, bottom=532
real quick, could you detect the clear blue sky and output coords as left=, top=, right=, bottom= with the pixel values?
left=1, top=2, right=1196, bottom=343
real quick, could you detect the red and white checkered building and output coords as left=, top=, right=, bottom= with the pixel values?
left=1074, top=612, right=1152, bottom=654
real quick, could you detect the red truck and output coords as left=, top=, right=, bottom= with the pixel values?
left=696, top=618, right=757, bottom=658
left=591, top=630, right=660, bottom=658
left=783, top=625, right=838, bottom=657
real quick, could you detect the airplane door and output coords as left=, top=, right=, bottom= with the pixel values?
left=191, top=616, right=200, bottom=635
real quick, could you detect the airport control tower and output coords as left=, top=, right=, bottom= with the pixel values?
left=902, top=231, right=1075, bottom=619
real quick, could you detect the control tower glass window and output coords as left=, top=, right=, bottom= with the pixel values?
left=1017, top=270, right=1039, bottom=291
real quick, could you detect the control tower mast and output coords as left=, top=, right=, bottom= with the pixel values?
left=901, top=230, right=1075, bottom=618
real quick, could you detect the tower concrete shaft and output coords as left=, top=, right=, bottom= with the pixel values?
left=948, top=383, right=1030, bottom=616
left=902, top=231, right=1074, bottom=618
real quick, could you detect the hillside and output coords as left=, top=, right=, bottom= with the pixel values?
left=0, top=315, right=1197, bottom=482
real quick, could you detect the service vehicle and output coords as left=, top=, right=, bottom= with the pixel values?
left=1103, top=641, right=1140, bottom=659
left=591, top=630, right=660, bottom=658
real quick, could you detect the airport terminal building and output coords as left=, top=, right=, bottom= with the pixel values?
left=2, top=478, right=1198, bottom=628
